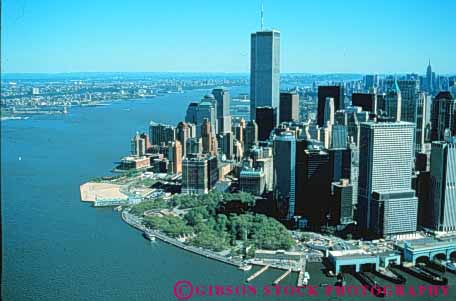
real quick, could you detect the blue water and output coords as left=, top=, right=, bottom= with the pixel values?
left=2, top=86, right=456, bottom=300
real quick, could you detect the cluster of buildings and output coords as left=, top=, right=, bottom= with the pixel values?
left=120, top=26, right=456, bottom=240
left=0, top=76, right=248, bottom=111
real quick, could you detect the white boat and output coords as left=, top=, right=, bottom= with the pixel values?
left=239, top=264, right=252, bottom=271
left=446, top=261, right=456, bottom=272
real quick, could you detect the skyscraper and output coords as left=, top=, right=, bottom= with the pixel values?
left=317, top=86, right=344, bottom=127
left=323, top=97, right=335, bottom=127
left=331, top=124, right=348, bottom=149
left=131, top=132, right=146, bottom=157
left=250, top=30, right=280, bottom=122
left=358, top=121, right=417, bottom=236
left=256, top=106, right=276, bottom=141
left=149, top=121, right=176, bottom=146
left=415, top=93, right=428, bottom=153
left=352, top=93, right=377, bottom=113
left=430, top=91, right=456, bottom=141
left=235, top=118, right=246, bottom=145
left=384, top=80, right=402, bottom=122
left=182, top=155, right=209, bottom=195
left=186, top=137, right=202, bottom=155
left=279, top=92, right=299, bottom=123
left=167, top=140, right=182, bottom=175
left=185, top=102, right=199, bottom=124
left=397, top=79, right=420, bottom=123
left=273, top=132, right=296, bottom=220
left=429, top=137, right=456, bottom=231
left=196, top=95, right=217, bottom=136
left=212, top=88, right=232, bottom=134
left=335, top=106, right=369, bottom=146
left=201, top=118, right=217, bottom=156
left=295, top=140, right=331, bottom=229
left=221, top=132, right=234, bottom=160
left=331, top=179, right=354, bottom=225
left=244, top=120, right=259, bottom=155
left=426, top=60, right=433, bottom=93
left=177, top=122, right=191, bottom=158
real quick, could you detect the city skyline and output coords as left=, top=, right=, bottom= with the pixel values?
left=2, top=0, right=456, bottom=74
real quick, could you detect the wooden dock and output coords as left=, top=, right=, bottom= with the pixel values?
left=247, top=265, right=270, bottom=282
left=273, top=269, right=291, bottom=285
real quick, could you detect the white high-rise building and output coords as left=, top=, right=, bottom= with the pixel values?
left=358, top=121, right=418, bottom=236
left=323, top=97, right=335, bottom=126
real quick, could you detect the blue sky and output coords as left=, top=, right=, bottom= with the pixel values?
left=2, top=0, right=455, bottom=74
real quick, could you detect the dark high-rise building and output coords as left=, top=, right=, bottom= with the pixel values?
left=428, top=138, right=456, bottom=231
left=330, top=179, right=354, bottom=225
left=221, top=132, right=234, bottom=160
left=279, top=92, right=299, bottom=123
left=149, top=121, right=176, bottom=146
left=415, top=93, right=428, bottom=153
left=244, top=120, right=259, bottom=155
left=430, top=91, right=456, bottom=141
left=397, top=79, right=420, bottom=123
left=185, top=102, right=199, bottom=124
left=415, top=171, right=431, bottom=228
left=317, top=86, right=344, bottom=127
left=331, top=125, right=348, bottom=149
left=351, top=93, right=377, bottom=113
left=377, top=93, right=386, bottom=112
left=256, top=107, right=276, bottom=141
left=250, top=30, right=280, bottom=122
left=295, top=141, right=331, bottom=230
left=182, top=154, right=209, bottom=195
left=244, top=121, right=258, bottom=153
left=207, top=156, right=219, bottom=191
left=329, top=148, right=351, bottom=183
left=273, top=132, right=296, bottom=219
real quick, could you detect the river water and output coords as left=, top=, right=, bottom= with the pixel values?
left=2, top=87, right=456, bottom=300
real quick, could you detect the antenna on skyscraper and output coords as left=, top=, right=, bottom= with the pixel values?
left=260, top=1, right=264, bottom=31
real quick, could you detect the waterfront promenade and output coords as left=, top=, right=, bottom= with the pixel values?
left=121, top=211, right=243, bottom=267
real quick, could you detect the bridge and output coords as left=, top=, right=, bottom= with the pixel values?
left=402, top=240, right=456, bottom=265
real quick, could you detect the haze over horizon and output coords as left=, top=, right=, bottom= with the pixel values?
left=2, top=0, right=455, bottom=74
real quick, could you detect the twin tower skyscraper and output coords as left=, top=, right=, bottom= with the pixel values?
left=250, top=27, right=281, bottom=124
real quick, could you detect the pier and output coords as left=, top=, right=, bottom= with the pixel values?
left=273, top=269, right=291, bottom=285
left=247, top=265, right=270, bottom=282
left=297, top=259, right=309, bottom=286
